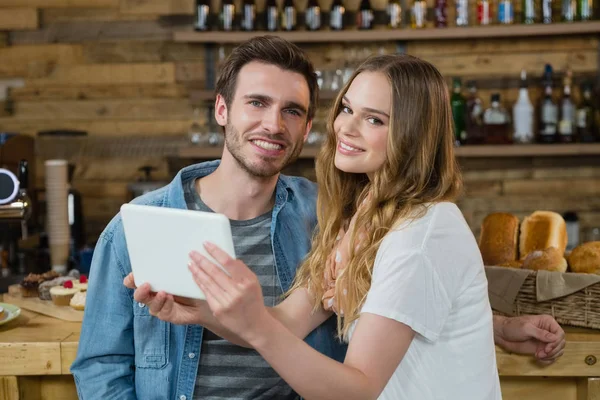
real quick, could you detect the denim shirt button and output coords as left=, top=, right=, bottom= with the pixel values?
left=180, top=396, right=187, bottom=400
left=138, top=302, right=145, bottom=308
left=188, top=352, right=195, bottom=359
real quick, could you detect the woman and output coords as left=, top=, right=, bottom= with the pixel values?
left=187, top=54, right=502, bottom=399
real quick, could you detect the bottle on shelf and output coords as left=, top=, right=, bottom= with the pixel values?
left=330, top=0, right=346, bottom=30
left=498, top=0, right=515, bottom=23
left=578, top=0, right=593, bottom=20
left=477, top=0, right=492, bottom=24
left=435, top=0, right=448, bottom=27
left=281, top=0, right=297, bottom=30
left=522, top=0, right=537, bottom=23
left=451, top=77, right=467, bottom=145
left=194, top=0, right=211, bottom=31
left=562, top=0, right=577, bottom=21
left=513, top=70, right=535, bottom=144
left=542, top=0, right=553, bottom=22
left=265, top=0, right=279, bottom=31
left=558, top=69, right=576, bottom=143
left=357, top=0, right=374, bottom=29
left=455, top=0, right=469, bottom=26
left=306, top=0, right=322, bottom=30
left=465, top=80, right=485, bottom=144
left=538, top=64, right=558, bottom=144
left=577, top=81, right=599, bottom=143
left=483, top=93, right=512, bottom=144
left=412, top=0, right=428, bottom=28
left=241, top=0, right=257, bottom=31
left=388, top=0, right=402, bottom=28
left=220, top=0, right=235, bottom=31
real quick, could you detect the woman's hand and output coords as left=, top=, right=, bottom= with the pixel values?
left=189, top=242, right=273, bottom=345
left=123, top=273, right=208, bottom=325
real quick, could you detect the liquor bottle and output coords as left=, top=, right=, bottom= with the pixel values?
left=388, top=0, right=402, bottom=28
left=498, top=0, right=514, bottom=23
left=241, top=0, right=256, bottom=31
left=577, top=82, right=598, bottom=143
left=542, top=0, right=553, bottom=22
left=330, top=0, right=346, bottom=30
left=456, top=0, right=469, bottom=26
left=477, top=0, right=492, bottom=24
left=194, top=0, right=211, bottom=31
left=357, top=0, right=374, bottom=29
left=451, top=78, right=467, bottom=145
left=562, top=0, right=576, bottom=20
left=558, top=69, right=576, bottom=143
left=522, top=0, right=537, bottom=22
left=578, top=0, right=593, bottom=20
left=483, top=93, right=512, bottom=144
left=220, top=0, right=235, bottom=31
left=281, top=0, right=297, bottom=30
left=412, top=0, right=428, bottom=27
left=435, top=0, right=448, bottom=27
left=465, top=80, right=485, bottom=144
left=513, top=70, right=534, bottom=144
left=265, top=0, right=279, bottom=31
left=306, top=0, right=322, bottom=30
left=538, top=64, right=558, bottom=143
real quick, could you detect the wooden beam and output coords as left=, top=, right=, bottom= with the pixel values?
left=0, top=7, right=38, bottom=30
left=0, top=44, right=83, bottom=79
left=0, top=0, right=118, bottom=7
left=41, top=8, right=158, bottom=23
left=28, top=63, right=176, bottom=85
left=0, top=377, right=19, bottom=400
left=0, top=119, right=192, bottom=136
left=120, top=0, right=194, bottom=15
left=11, top=84, right=188, bottom=101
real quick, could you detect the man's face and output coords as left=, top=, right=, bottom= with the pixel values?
left=215, top=61, right=312, bottom=178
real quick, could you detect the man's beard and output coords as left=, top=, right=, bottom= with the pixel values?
left=224, top=122, right=304, bottom=178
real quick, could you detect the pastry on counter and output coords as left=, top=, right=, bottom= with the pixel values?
left=19, top=270, right=59, bottom=297
left=49, top=281, right=80, bottom=306
left=38, top=276, right=75, bottom=301
left=519, top=211, right=567, bottom=259
left=523, top=246, right=568, bottom=273
left=70, top=291, right=86, bottom=311
left=73, top=275, right=88, bottom=292
left=478, top=212, right=520, bottom=265
left=568, top=241, right=600, bottom=274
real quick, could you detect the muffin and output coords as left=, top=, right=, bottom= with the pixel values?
left=73, top=275, right=88, bottom=292
left=70, top=291, right=86, bottom=311
left=50, top=281, right=80, bottom=306
left=39, top=277, right=74, bottom=301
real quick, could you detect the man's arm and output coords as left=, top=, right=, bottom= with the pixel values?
left=71, top=232, right=136, bottom=399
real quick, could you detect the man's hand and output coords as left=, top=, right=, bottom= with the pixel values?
left=123, top=273, right=208, bottom=325
left=494, top=314, right=566, bottom=365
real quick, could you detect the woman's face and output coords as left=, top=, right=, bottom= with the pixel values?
left=333, top=71, right=391, bottom=179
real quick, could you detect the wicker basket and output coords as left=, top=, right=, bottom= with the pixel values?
left=508, top=271, right=600, bottom=331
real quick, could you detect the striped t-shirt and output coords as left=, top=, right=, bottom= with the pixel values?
left=184, top=177, right=297, bottom=400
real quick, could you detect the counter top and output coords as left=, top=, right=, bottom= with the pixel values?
left=2, top=306, right=600, bottom=378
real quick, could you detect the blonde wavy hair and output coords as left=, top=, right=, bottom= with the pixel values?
left=289, top=54, right=463, bottom=341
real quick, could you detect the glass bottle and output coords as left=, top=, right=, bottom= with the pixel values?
left=578, top=0, right=593, bottom=20
left=357, top=0, right=374, bottom=29
left=498, top=0, right=514, bottom=23
left=241, top=0, right=256, bottom=31
left=465, top=80, right=485, bottom=144
left=522, top=0, right=537, bottom=22
left=483, top=93, right=512, bottom=144
left=456, top=0, right=469, bottom=26
left=306, top=0, right=322, bottom=30
left=577, top=82, right=599, bottom=143
left=477, top=0, right=492, bottom=24
left=194, top=0, right=211, bottom=31
left=538, top=64, right=558, bottom=144
left=330, top=0, right=346, bottom=30
left=220, top=0, right=235, bottom=31
left=281, top=0, right=297, bottom=31
left=388, top=0, right=402, bottom=28
left=265, top=0, right=279, bottom=31
left=435, top=0, right=448, bottom=26
left=451, top=78, right=467, bottom=145
left=412, top=0, right=428, bottom=28
left=562, top=0, right=577, bottom=20
left=542, top=0, right=553, bottom=22
left=513, top=70, right=534, bottom=144
left=558, top=69, right=576, bottom=143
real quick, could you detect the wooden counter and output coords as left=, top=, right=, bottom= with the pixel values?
left=1, top=307, right=600, bottom=400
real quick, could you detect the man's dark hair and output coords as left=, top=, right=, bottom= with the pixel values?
left=215, top=35, right=319, bottom=121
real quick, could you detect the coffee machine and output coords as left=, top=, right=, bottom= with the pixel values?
left=0, top=133, right=36, bottom=277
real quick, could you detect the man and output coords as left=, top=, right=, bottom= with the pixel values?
left=72, top=35, right=565, bottom=400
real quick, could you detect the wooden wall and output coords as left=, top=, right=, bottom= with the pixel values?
left=0, top=0, right=598, bottom=242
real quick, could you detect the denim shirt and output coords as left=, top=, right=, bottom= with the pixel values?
left=70, top=160, right=347, bottom=400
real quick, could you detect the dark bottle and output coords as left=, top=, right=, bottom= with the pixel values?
left=357, top=0, right=374, bottom=29
left=265, top=0, right=279, bottom=31
left=435, top=0, right=448, bottom=26
left=67, top=164, right=85, bottom=265
left=578, top=0, right=593, bottom=20
left=451, top=77, right=467, bottom=145
left=577, top=82, right=599, bottom=143
left=330, top=0, right=346, bottom=30
left=538, top=64, right=558, bottom=143
left=241, top=0, right=257, bottom=31
left=388, top=0, right=402, bottom=28
left=465, top=80, right=485, bottom=144
left=194, top=0, right=211, bottom=31
left=483, top=93, right=512, bottom=144
left=221, top=0, right=235, bottom=31
left=281, top=0, right=297, bottom=31
left=558, top=69, right=576, bottom=143
left=306, top=0, right=322, bottom=30
left=562, top=0, right=577, bottom=21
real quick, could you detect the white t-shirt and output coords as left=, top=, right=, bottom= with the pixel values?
left=352, top=202, right=502, bottom=400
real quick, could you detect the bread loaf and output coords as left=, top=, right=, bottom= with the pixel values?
left=568, top=241, right=600, bottom=274
left=523, top=247, right=568, bottom=273
left=519, top=211, right=567, bottom=260
left=478, top=212, right=520, bottom=266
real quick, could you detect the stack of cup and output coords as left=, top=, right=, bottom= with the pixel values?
left=45, top=160, right=70, bottom=275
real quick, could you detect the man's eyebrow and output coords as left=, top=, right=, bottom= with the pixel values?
left=343, top=96, right=390, bottom=119
left=243, top=94, right=307, bottom=115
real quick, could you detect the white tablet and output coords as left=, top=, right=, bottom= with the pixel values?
left=120, top=203, right=236, bottom=299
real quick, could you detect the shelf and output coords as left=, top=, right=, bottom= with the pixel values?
left=174, top=21, right=600, bottom=43
left=176, top=143, right=600, bottom=159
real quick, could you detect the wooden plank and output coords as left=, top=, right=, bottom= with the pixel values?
left=60, top=339, right=78, bottom=375
left=28, top=63, right=176, bottom=85
left=175, top=61, right=206, bottom=83
left=14, top=98, right=192, bottom=120
left=0, top=377, right=19, bottom=400
left=39, top=376, right=78, bottom=399
left=501, top=377, right=577, bottom=400
left=0, top=342, right=62, bottom=375
left=11, top=84, right=188, bottom=101
left=82, top=41, right=207, bottom=63
left=464, top=180, right=502, bottom=197
left=0, top=0, right=118, bottom=7
left=0, top=44, right=83, bottom=79
left=41, top=7, right=158, bottom=23
left=455, top=144, right=600, bottom=157
left=578, top=378, right=600, bottom=400
left=503, top=178, right=600, bottom=196
left=3, top=292, right=83, bottom=322
left=0, top=32, right=7, bottom=48
left=0, top=7, right=38, bottom=30
left=9, top=20, right=173, bottom=44
left=120, top=0, right=194, bottom=15
left=457, top=196, right=600, bottom=215
left=0, top=119, right=192, bottom=136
